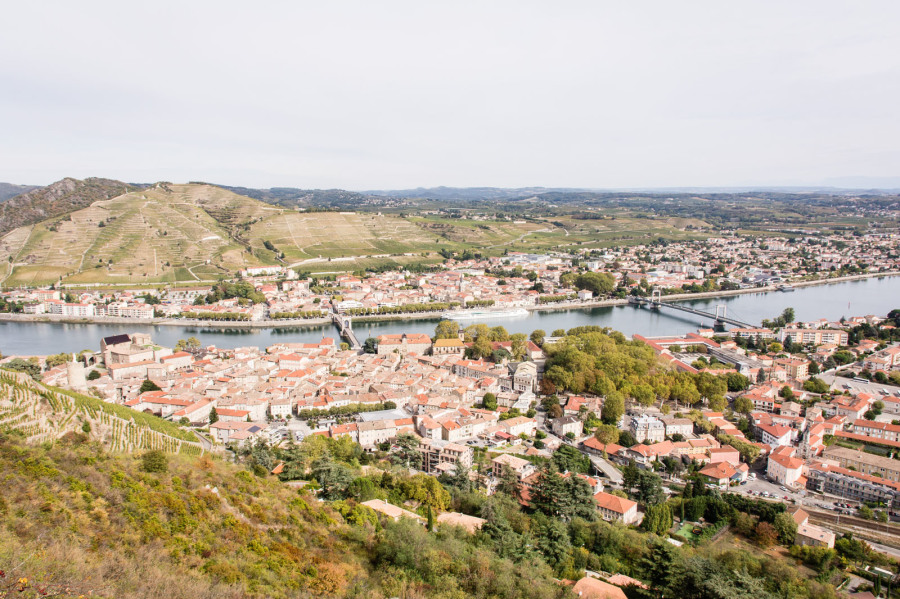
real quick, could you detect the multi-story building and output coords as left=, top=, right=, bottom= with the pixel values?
left=491, top=453, right=535, bottom=480
left=767, top=446, right=805, bottom=488
left=593, top=491, right=639, bottom=524
left=630, top=414, right=665, bottom=443
left=376, top=333, right=432, bottom=356
left=357, top=420, right=397, bottom=447
left=851, top=420, right=900, bottom=443
left=756, top=422, right=793, bottom=447
left=806, top=462, right=900, bottom=509
left=551, top=415, right=583, bottom=438
left=824, top=446, right=900, bottom=483
left=418, top=438, right=473, bottom=474
left=659, top=415, right=694, bottom=438
left=780, top=329, right=849, bottom=346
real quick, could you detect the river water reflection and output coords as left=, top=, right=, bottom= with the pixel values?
left=2, top=276, right=899, bottom=355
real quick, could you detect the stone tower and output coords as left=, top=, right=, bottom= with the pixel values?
left=66, top=354, right=87, bottom=391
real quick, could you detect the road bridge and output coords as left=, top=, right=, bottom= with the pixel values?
left=331, top=311, right=362, bottom=350
left=629, top=289, right=756, bottom=329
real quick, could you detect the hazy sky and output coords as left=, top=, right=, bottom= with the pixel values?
left=2, top=1, right=899, bottom=189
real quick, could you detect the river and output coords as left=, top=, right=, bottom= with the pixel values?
left=2, top=276, right=899, bottom=356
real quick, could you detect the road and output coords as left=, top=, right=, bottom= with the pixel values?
left=192, top=429, right=213, bottom=453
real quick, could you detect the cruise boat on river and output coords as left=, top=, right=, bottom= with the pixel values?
left=441, top=307, right=529, bottom=320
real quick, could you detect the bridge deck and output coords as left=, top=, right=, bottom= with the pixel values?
left=630, top=297, right=755, bottom=328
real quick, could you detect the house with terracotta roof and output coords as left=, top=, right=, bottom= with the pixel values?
left=755, top=422, right=793, bottom=447
left=699, top=461, right=748, bottom=487
left=376, top=333, right=432, bottom=356
left=436, top=511, right=486, bottom=533
left=788, top=507, right=835, bottom=548
left=361, top=499, right=425, bottom=523
left=571, top=577, right=629, bottom=599
left=622, top=440, right=674, bottom=467
left=767, top=446, right=805, bottom=487
left=593, top=491, right=639, bottom=525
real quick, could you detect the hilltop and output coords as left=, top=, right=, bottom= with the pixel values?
left=0, top=177, right=140, bottom=237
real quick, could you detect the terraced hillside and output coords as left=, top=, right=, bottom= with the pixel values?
left=0, top=182, right=711, bottom=285
left=0, top=369, right=202, bottom=454
left=0, top=184, right=273, bottom=286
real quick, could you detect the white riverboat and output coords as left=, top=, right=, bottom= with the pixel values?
left=441, top=307, right=529, bottom=321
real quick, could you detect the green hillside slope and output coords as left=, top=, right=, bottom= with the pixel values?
left=0, top=432, right=567, bottom=599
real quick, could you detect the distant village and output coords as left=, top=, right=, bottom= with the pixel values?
left=1, top=228, right=898, bottom=321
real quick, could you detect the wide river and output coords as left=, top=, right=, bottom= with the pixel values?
left=2, top=276, right=899, bottom=356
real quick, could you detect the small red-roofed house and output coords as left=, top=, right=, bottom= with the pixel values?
left=593, top=491, right=639, bottom=525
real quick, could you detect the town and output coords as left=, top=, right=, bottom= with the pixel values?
left=2, top=227, right=899, bottom=324
left=3, top=296, right=900, bottom=597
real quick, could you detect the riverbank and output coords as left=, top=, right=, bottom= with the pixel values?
left=2, top=271, right=897, bottom=331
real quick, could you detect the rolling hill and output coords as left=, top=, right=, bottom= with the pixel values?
left=0, top=183, right=456, bottom=286
left=0, top=181, right=713, bottom=287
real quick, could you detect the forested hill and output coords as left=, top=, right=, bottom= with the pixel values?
left=0, top=177, right=140, bottom=236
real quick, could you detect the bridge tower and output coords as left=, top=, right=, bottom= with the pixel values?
left=650, top=287, right=662, bottom=305
left=714, top=305, right=727, bottom=322
left=343, top=316, right=352, bottom=331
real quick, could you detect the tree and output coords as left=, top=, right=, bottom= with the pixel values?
left=87, top=369, right=101, bottom=381
left=496, top=464, right=522, bottom=499
left=139, top=379, right=161, bottom=393
left=510, top=333, right=528, bottom=361
left=635, top=470, right=665, bottom=506
left=45, top=353, right=70, bottom=369
left=733, top=395, right=753, bottom=414
left=574, top=272, right=616, bottom=296
left=3, top=358, right=41, bottom=380
left=803, top=377, right=829, bottom=394
left=725, top=373, right=750, bottom=392
left=434, top=320, right=460, bottom=340
left=426, top=504, right=434, bottom=531
left=312, top=451, right=354, bottom=500
left=779, top=386, right=795, bottom=400
left=141, top=450, right=168, bottom=473
left=642, top=503, right=673, bottom=535
left=535, top=517, right=571, bottom=569
left=594, top=424, right=620, bottom=445
left=530, top=464, right=569, bottom=518
left=175, top=336, right=201, bottom=352
left=601, top=392, right=625, bottom=425
left=391, top=433, right=420, bottom=468
left=530, top=329, right=546, bottom=346
left=209, top=406, right=219, bottom=424
left=482, top=392, right=498, bottom=411
left=362, top=337, right=378, bottom=354
left=755, top=521, right=778, bottom=548
left=773, top=511, right=797, bottom=545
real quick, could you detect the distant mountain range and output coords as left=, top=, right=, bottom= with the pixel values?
left=0, top=182, right=40, bottom=202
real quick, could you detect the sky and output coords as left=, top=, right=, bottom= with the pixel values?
left=1, top=1, right=899, bottom=190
